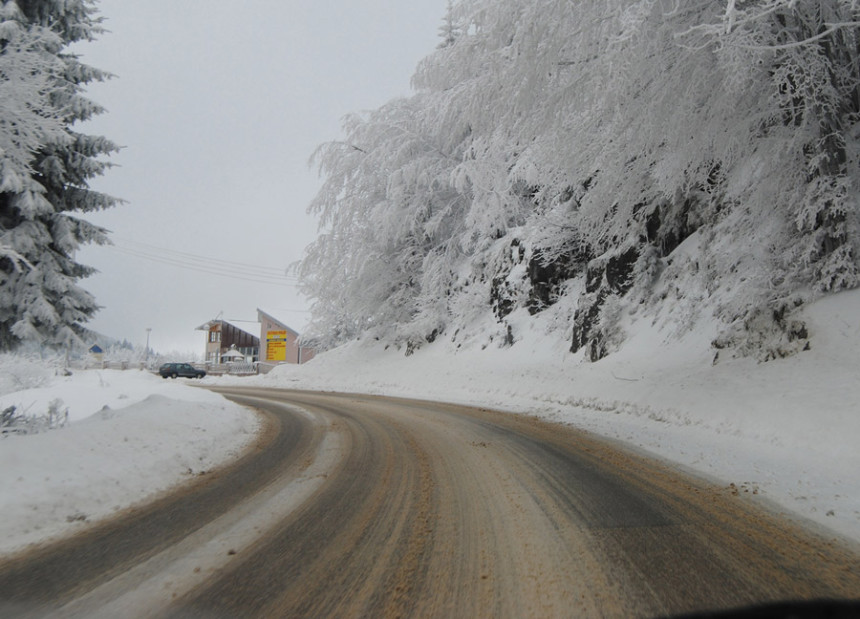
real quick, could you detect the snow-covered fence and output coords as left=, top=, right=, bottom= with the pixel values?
left=100, top=360, right=145, bottom=371
left=70, top=359, right=149, bottom=371
left=202, top=362, right=257, bottom=376
left=228, top=362, right=257, bottom=376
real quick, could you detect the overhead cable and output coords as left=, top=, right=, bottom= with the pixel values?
left=103, top=237, right=300, bottom=287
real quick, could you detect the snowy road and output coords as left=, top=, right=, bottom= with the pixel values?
left=1, top=389, right=859, bottom=617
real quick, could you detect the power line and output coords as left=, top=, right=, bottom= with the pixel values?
left=102, top=237, right=301, bottom=287
left=110, top=246, right=294, bottom=283
left=115, top=237, right=298, bottom=277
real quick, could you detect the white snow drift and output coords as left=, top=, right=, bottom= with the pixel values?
left=0, top=369, right=258, bottom=556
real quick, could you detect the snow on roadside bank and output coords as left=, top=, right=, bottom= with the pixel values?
left=233, top=289, right=860, bottom=545
left=0, top=370, right=259, bottom=556
left=1, top=289, right=857, bottom=558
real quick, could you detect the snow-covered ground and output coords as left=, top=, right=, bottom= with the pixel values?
left=0, top=368, right=259, bottom=556
left=233, top=288, right=860, bottom=545
left=1, top=288, right=858, bottom=559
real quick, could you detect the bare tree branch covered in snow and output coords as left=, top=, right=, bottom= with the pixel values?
left=298, top=0, right=860, bottom=360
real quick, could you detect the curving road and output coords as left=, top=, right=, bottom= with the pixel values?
left=0, top=388, right=858, bottom=618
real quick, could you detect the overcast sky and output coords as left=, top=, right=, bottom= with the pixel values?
left=73, top=0, right=445, bottom=354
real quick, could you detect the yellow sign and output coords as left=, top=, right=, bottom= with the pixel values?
left=266, top=330, right=287, bottom=361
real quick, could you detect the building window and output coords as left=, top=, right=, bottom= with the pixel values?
left=209, top=331, right=221, bottom=343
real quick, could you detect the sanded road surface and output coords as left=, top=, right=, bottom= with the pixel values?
left=0, top=388, right=858, bottom=617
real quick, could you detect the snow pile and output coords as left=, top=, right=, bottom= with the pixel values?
left=0, top=370, right=258, bottom=556
left=242, top=288, right=860, bottom=543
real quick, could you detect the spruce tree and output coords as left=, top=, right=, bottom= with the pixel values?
left=437, top=0, right=461, bottom=49
left=0, top=0, right=119, bottom=351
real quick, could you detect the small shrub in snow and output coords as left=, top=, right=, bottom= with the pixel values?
left=712, top=302, right=810, bottom=363
left=0, top=399, right=69, bottom=436
left=1, top=405, right=19, bottom=428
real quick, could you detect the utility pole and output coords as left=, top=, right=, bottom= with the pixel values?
left=145, top=328, right=152, bottom=369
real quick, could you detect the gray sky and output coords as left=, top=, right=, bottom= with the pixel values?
left=74, top=0, right=445, bottom=354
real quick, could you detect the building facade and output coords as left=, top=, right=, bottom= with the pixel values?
left=257, top=308, right=315, bottom=368
left=197, top=319, right=260, bottom=364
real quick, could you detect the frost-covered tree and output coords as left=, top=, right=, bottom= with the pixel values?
left=437, top=0, right=461, bottom=49
left=299, top=93, right=471, bottom=349
left=299, top=0, right=860, bottom=359
left=0, top=7, right=62, bottom=182
left=0, top=0, right=119, bottom=351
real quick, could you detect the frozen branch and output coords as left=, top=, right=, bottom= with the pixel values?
left=0, top=246, right=34, bottom=272
left=732, top=23, right=860, bottom=51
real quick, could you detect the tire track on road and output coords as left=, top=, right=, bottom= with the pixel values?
left=0, top=392, right=321, bottom=614
left=3, top=389, right=859, bottom=618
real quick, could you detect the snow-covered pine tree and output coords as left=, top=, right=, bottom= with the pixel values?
left=0, top=0, right=119, bottom=351
left=0, top=5, right=62, bottom=184
left=0, top=10, right=58, bottom=275
left=437, top=0, right=461, bottom=49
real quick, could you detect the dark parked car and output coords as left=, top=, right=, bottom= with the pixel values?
left=158, top=362, right=206, bottom=379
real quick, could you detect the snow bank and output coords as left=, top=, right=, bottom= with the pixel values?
left=233, top=289, right=860, bottom=544
left=2, top=286, right=856, bottom=556
left=0, top=370, right=259, bottom=556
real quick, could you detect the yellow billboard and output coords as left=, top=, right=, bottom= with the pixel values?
left=266, top=330, right=287, bottom=362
